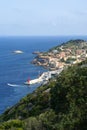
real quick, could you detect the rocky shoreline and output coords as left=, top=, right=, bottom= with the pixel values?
left=32, top=52, right=56, bottom=70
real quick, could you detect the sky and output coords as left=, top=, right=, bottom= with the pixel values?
left=0, top=0, right=87, bottom=36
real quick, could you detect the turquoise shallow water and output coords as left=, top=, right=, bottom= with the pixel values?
left=0, top=36, right=87, bottom=114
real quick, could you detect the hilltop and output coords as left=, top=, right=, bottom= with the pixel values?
left=0, top=40, right=87, bottom=130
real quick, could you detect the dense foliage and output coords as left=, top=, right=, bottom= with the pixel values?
left=0, top=60, right=87, bottom=130
left=51, top=64, right=87, bottom=130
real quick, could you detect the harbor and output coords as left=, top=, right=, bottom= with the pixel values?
left=24, top=68, right=63, bottom=85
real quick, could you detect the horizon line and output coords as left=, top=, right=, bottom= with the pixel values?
left=0, top=35, right=87, bottom=37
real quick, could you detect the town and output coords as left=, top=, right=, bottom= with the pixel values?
left=32, top=39, right=87, bottom=70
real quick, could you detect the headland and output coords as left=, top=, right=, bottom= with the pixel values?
left=32, top=39, right=87, bottom=70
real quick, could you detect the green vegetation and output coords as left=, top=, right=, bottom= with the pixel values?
left=62, top=39, right=85, bottom=47
left=65, top=57, right=76, bottom=64
left=49, top=39, right=87, bottom=52
left=0, top=60, right=87, bottom=130
left=51, top=64, right=87, bottom=130
left=0, top=119, right=24, bottom=130
left=0, top=40, right=87, bottom=129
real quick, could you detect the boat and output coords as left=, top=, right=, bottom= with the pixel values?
left=24, top=76, right=43, bottom=85
left=24, top=78, right=30, bottom=85
left=13, top=50, right=23, bottom=54
left=24, top=78, right=42, bottom=85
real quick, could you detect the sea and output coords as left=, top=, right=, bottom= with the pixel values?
left=0, top=36, right=87, bottom=114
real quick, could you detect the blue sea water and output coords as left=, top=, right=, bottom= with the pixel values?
left=0, top=36, right=87, bottom=114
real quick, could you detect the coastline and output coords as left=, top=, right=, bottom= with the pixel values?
left=24, top=68, right=63, bottom=85
left=32, top=39, right=87, bottom=71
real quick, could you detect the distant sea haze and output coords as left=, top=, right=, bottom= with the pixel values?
left=0, top=36, right=87, bottom=114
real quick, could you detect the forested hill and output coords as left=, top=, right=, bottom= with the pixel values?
left=49, top=39, right=87, bottom=51
left=0, top=58, right=87, bottom=130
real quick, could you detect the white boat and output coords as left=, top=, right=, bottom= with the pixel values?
left=24, top=78, right=43, bottom=85
left=13, top=50, right=23, bottom=54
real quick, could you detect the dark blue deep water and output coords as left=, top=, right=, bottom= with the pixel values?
left=0, top=36, right=87, bottom=114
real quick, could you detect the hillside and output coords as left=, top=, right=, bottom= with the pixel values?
left=0, top=59, right=87, bottom=130
left=0, top=40, right=87, bottom=130
left=49, top=39, right=87, bottom=51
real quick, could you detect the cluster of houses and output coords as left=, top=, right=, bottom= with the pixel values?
left=33, top=41, right=87, bottom=70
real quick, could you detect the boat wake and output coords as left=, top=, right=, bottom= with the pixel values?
left=7, top=83, right=29, bottom=87
left=7, top=83, right=20, bottom=87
